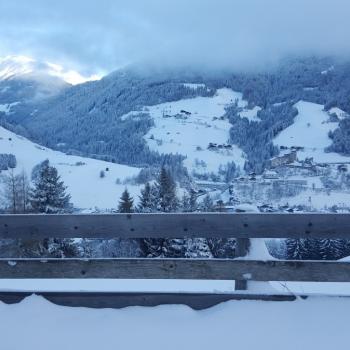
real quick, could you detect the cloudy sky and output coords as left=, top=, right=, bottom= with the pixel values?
left=0, top=0, right=349, bottom=76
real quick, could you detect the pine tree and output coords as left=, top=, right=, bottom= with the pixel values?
left=185, top=238, right=212, bottom=258
left=138, top=183, right=153, bottom=213
left=30, top=163, right=71, bottom=214
left=319, top=239, right=347, bottom=260
left=181, top=193, right=191, bottom=212
left=189, top=190, right=197, bottom=212
left=157, top=167, right=183, bottom=256
left=285, top=239, right=320, bottom=260
left=140, top=168, right=181, bottom=257
left=118, top=189, right=134, bottom=213
left=29, top=163, right=72, bottom=257
left=178, top=190, right=211, bottom=258
left=149, top=183, right=160, bottom=211
left=31, top=159, right=50, bottom=181
left=181, top=190, right=197, bottom=212
left=138, top=183, right=164, bottom=257
left=286, top=239, right=303, bottom=259
left=200, top=194, right=215, bottom=212
left=200, top=194, right=236, bottom=258
left=158, top=167, right=178, bottom=212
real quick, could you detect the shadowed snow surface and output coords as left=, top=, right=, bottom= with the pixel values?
left=0, top=295, right=348, bottom=350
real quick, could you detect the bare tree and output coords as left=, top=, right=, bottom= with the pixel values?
left=2, top=169, right=18, bottom=213
left=17, top=171, right=30, bottom=213
left=1, top=169, right=30, bottom=213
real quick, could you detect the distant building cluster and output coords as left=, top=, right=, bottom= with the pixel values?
left=270, top=151, right=297, bottom=168
left=207, top=142, right=233, bottom=150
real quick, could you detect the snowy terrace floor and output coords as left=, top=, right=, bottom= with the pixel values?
left=1, top=294, right=349, bottom=350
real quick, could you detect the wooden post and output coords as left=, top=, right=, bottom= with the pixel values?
left=235, top=238, right=250, bottom=291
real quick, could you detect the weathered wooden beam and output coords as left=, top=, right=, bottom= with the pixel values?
left=235, top=238, right=251, bottom=291
left=1, top=258, right=350, bottom=282
left=0, top=213, right=350, bottom=239
left=0, top=292, right=297, bottom=310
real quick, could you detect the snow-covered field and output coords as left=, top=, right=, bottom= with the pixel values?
left=123, top=88, right=262, bottom=174
left=329, top=107, right=348, bottom=120
left=0, top=295, right=349, bottom=350
left=274, top=101, right=350, bottom=163
left=276, top=189, right=350, bottom=210
left=144, top=88, right=247, bottom=173
left=0, top=126, right=141, bottom=210
left=239, top=105, right=262, bottom=122
left=0, top=102, right=19, bottom=114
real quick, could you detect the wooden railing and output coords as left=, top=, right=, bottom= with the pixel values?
left=0, top=213, right=350, bottom=309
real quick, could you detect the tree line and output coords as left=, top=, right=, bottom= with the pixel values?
left=1, top=160, right=71, bottom=214
left=2, top=161, right=349, bottom=261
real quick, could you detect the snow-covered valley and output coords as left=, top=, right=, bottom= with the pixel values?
left=2, top=86, right=350, bottom=213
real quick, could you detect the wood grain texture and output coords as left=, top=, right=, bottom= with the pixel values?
left=0, top=292, right=297, bottom=310
left=0, top=213, right=350, bottom=239
left=234, top=238, right=250, bottom=290
left=1, top=258, right=350, bottom=282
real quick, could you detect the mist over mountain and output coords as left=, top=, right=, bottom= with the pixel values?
left=0, top=55, right=71, bottom=104
left=1, top=0, right=350, bottom=75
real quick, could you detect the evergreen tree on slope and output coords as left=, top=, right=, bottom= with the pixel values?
left=157, top=167, right=184, bottom=257
left=138, top=182, right=162, bottom=257
left=138, top=182, right=159, bottom=213
left=29, top=162, right=75, bottom=258
left=30, top=162, right=71, bottom=214
left=182, top=191, right=212, bottom=258
left=200, top=194, right=215, bottom=212
left=118, top=188, right=134, bottom=213
left=140, top=168, right=181, bottom=257
left=157, top=167, right=179, bottom=212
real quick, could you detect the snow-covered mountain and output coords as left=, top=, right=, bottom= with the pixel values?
left=7, top=56, right=350, bottom=174
left=0, top=55, right=101, bottom=114
left=0, top=55, right=99, bottom=85
left=0, top=55, right=67, bottom=101
left=0, top=125, right=141, bottom=210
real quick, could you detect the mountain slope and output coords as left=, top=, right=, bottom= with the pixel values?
left=6, top=70, right=216, bottom=167
left=4, top=57, right=350, bottom=174
left=0, top=55, right=98, bottom=86
left=0, top=55, right=70, bottom=103
left=124, top=88, right=250, bottom=174
left=274, top=101, right=350, bottom=163
left=0, top=126, right=140, bottom=210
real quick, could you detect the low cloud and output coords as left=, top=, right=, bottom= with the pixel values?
left=0, top=0, right=349, bottom=75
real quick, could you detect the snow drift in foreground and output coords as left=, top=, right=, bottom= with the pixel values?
left=0, top=295, right=348, bottom=350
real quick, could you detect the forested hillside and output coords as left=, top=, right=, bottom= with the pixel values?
left=3, top=56, right=350, bottom=173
